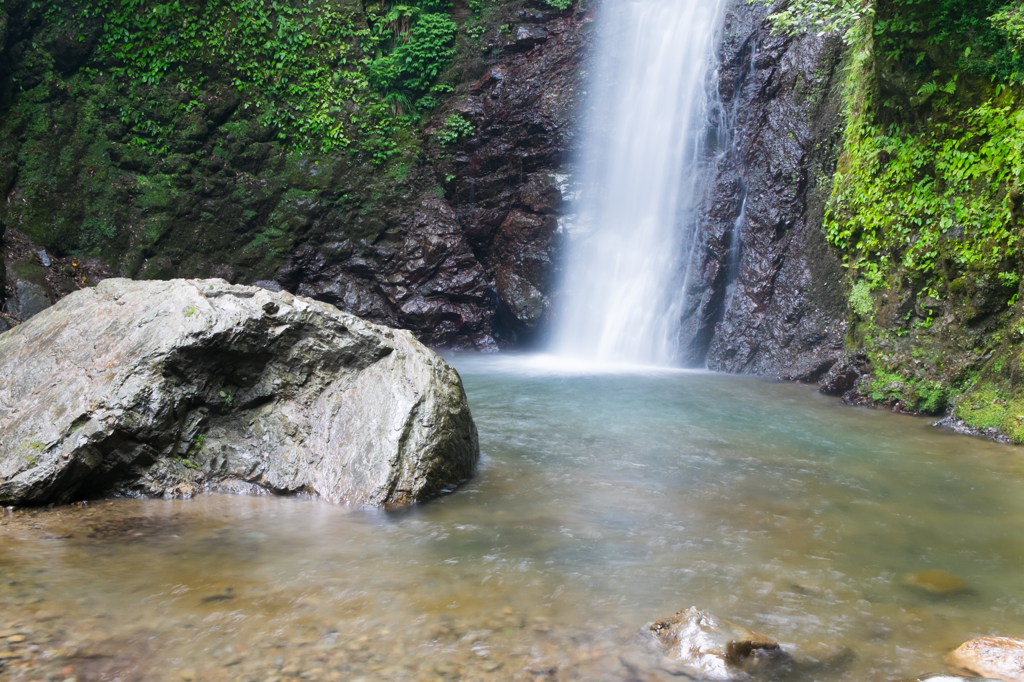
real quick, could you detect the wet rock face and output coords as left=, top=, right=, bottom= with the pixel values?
left=193, top=4, right=587, bottom=351
left=274, top=195, right=495, bottom=351
left=0, top=1, right=589, bottom=353
left=947, top=637, right=1024, bottom=682
left=819, top=351, right=869, bottom=397
left=0, top=279, right=479, bottom=507
left=430, top=8, right=589, bottom=345
left=688, top=0, right=849, bottom=377
left=261, top=3, right=589, bottom=351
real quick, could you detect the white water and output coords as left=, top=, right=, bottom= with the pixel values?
left=551, top=0, right=726, bottom=365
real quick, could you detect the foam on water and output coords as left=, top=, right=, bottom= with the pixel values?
left=449, top=352, right=711, bottom=377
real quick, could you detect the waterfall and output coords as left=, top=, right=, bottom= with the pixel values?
left=551, top=0, right=726, bottom=365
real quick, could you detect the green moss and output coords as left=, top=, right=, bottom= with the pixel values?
left=954, top=381, right=1008, bottom=429
left=388, top=160, right=414, bottom=183
left=1000, top=394, right=1024, bottom=443
left=849, top=279, right=874, bottom=318
left=916, top=380, right=948, bottom=413
left=763, top=0, right=1024, bottom=438
left=435, top=113, right=474, bottom=146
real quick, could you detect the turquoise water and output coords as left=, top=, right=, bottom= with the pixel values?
left=2, top=355, right=1023, bottom=681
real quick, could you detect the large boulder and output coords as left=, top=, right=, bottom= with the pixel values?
left=0, top=279, right=479, bottom=507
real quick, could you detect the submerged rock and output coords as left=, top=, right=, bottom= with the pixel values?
left=642, top=607, right=784, bottom=680
left=0, top=278, right=479, bottom=507
left=947, top=637, right=1024, bottom=682
left=902, top=570, right=969, bottom=595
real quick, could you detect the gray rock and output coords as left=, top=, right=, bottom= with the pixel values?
left=252, top=280, right=283, bottom=292
left=4, top=280, right=51, bottom=320
left=511, top=25, right=548, bottom=51
left=0, top=278, right=479, bottom=507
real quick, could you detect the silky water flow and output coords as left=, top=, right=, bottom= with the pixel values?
left=552, top=0, right=726, bottom=365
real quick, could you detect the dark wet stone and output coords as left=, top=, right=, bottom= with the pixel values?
left=4, top=280, right=50, bottom=320
left=699, top=1, right=849, bottom=375
left=430, top=8, right=589, bottom=347
left=820, top=353, right=868, bottom=396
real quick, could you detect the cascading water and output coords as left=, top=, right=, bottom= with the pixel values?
left=551, top=0, right=726, bottom=366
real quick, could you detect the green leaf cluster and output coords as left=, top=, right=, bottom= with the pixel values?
left=754, top=0, right=874, bottom=42
left=41, top=0, right=460, bottom=160
left=875, top=0, right=1024, bottom=82
left=813, top=0, right=1024, bottom=314
left=435, top=112, right=474, bottom=146
left=367, top=11, right=457, bottom=96
left=827, top=96, right=1024, bottom=294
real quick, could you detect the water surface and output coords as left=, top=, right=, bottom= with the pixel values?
left=2, top=355, right=1023, bottom=681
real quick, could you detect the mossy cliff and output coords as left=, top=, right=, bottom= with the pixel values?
left=811, top=0, right=1024, bottom=441
left=0, top=0, right=586, bottom=346
left=8, top=0, right=1024, bottom=442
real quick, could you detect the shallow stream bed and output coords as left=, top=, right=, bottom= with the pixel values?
left=2, top=355, right=1023, bottom=681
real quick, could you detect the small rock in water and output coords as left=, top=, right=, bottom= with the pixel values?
left=902, top=570, right=968, bottom=594
left=946, top=637, right=1024, bottom=682
left=646, top=607, right=785, bottom=680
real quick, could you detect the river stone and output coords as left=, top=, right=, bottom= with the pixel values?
left=902, top=570, right=968, bottom=594
left=946, top=637, right=1024, bottom=682
left=647, top=607, right=782, bottom=680
left=0, top=278, right=479, bottom=506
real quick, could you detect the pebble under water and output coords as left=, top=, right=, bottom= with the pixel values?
left=2, top=354, right=1024, bottom=682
